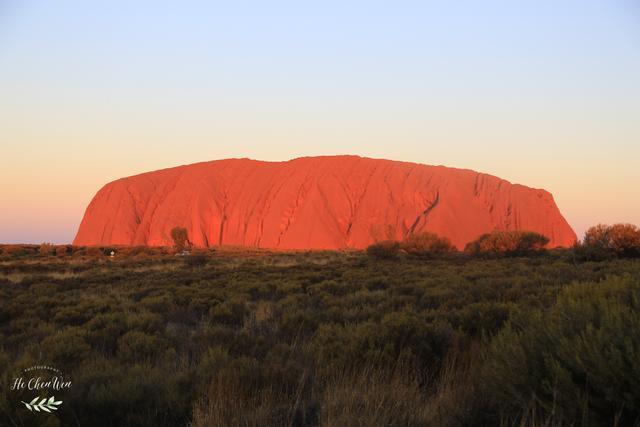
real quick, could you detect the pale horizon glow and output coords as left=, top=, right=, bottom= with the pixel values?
left=1, top=1, right=639, bottom=244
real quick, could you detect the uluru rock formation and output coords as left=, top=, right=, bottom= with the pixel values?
left=74, top=156, right=576, bottom=250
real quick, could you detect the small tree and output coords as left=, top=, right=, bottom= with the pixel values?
left=578, top=223, right=640, bottom=259
left=401, top=232, right=455, bottom=259
left=608, top=224, right=640, bottom=257
left=583, top=224, right=611, bottom=249
left=171, top=227, right=190, bottom=252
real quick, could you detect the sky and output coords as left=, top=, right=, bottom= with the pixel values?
left=0, top=0, right=639, bottom=244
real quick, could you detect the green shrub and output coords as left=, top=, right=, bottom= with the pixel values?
left=445, top=302, right=513, bottom=336
left=86, top=312, right=128, bottom=354
left=209, top=299, right=247, bottom=326
left=41, top=328, right=91, bottom=367
left=481, top=275, right=640, bottom=425
left=117, top=331, right=164, bottom=363
left=312, top=312, right=455, bottom=375
left=73, top=361, right=188, bottom=425
left=53, top=306, right=92, bottom=326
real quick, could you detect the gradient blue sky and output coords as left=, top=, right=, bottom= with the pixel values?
left=1, top=0, right=639, bottom=243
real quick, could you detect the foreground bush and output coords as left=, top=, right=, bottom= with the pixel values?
left=465, top=230, right=549, bottom=256
left=400, top=232, right=455, bottom=259
left=481, top=275, right=640, bottom=425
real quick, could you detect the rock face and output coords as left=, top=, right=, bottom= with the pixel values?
left=74, top=156, right=576, bottom=249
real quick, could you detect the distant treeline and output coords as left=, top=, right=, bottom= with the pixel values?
left=368, top=223, right=640, bottom=260
left=3, top=223, right=639, bottom=261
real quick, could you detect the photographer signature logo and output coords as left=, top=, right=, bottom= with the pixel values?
left=10, top=365, right=72, bottom=414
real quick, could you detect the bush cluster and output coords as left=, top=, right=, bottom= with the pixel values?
left=400, top=232, right=455, bottom=259
left=365, top=240, right=401, bottom=259
left=366, top=230, right=553, bottom=260
left=366, top=232, right=454, bottom=260
left=576, top=223, right=640, bottom=260
left=464, top=230, right=550, bottom=256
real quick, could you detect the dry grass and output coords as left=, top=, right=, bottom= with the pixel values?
left=190, top=367, right=309, bottom=427
left=319, top=363, right=429, bottom=427
left=420, top=348, right=479, bottom=427
left=190, top=351, right=483, bottom=427
left=1, top=271, right=79, bottom=283
left=191, top=384, right=286, bottom=427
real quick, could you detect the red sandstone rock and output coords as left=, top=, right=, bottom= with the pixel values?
left=73, top=156, right=577, bottom=249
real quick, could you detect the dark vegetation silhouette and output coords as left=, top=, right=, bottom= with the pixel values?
left=365, top=240, right=401, bottom=259
left=464, top=230, right=549, bottom=256
left=0, top=223, right=638, bottom=426
left=366, top=232, right=454, bottom=260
